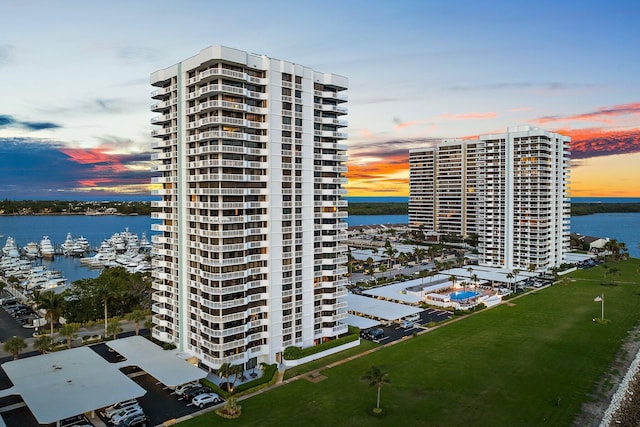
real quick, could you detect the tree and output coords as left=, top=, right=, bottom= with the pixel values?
left=144, top=318, right=153, bottom=337
left=4, top=336, right=27, bottom=360
left=471, top=274, right=479, bottom=291
left=512, top=269, right=521, bottom=293
left=127, top=309, right=147, bottom=336
left=35, top=290, right=66, bottom=337
left=228, top=364, right=244, bottom=393
left=33, top=335, right=53, bottom=354
left=6, top=275, right=19, bottom=295
left=218, top=362, right=231, bottom=390
left=383, top=240, right=397, bottom=268
left=449, top=275, right=458, bottom=289
left=107, top=317, right=123, bottom=339
left=506, top=272, right=514, bottom=294
left=59, top=322, right=80, bottom=348
left=361, top=365, right=390, bottom=412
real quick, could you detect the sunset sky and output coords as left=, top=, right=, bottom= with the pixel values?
left=1, top=0, right=639, bottom=199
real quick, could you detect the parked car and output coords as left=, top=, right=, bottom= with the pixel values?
left=400, top=320, right=414, bottom=329
left=173, top=381, right=201, bottom=396
left=114, top=413, right=149, bottom=427
left=182, top=386, right=212, bottom=401
left=362, top=328, right=385, bottom=340
left=405, top=313, right=420, bottom=322
left=110, top=406, right=144, bottom=425
left=191, top=392, right=223, bottom=408
left=104, top=399, right=140, bottom=418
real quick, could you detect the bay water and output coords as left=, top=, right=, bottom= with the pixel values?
left=1, top=207, right=638, bottom=284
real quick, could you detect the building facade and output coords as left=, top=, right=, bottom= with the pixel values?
left=149, top=46, right=349, bottom=370
left=409, top=126, right=570, bottom=271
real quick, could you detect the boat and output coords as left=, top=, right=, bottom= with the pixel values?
left=61, top=233, right=75, bottom=256
left=23, top=242, right=40, bottom=258
left=39, top=236, right=55, bottom=259
left=61, top=232, right=88, bottom=256
left=2, top=237, right=20, bottom=258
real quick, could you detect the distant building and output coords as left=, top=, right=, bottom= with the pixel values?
left=409, top=126, right=571, bottom=271
left=150, top=45, right=350, bottom=370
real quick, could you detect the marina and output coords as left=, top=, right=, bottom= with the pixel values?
left=0, top=227, right=154, bottom=302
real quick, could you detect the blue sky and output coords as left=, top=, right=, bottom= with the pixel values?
left=1, top=0, right=639, bottom=198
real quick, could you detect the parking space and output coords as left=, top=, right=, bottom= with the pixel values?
left=360, top=308, right=453, bottom=344
left=0, top=303, right=35, bottom=342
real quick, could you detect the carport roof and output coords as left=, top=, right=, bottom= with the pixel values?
left=347, top=314, right=381, bottom=329
left=0, top=346, right=146, bottom=424
left=108, top=335, right=206, bottom=387
left=347, top=293, right=422, bottom=321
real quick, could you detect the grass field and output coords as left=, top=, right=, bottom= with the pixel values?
left=180, top=259, right=640, bottom=427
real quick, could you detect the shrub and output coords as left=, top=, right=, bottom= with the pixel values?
left=283, top=333, right=359, bottom=360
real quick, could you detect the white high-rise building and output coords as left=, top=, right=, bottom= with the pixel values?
left=409, top=126, right=570, bottom=271
left=409, top=139, right=485, bottom=237
left=478, top=126, right=570, bottom=270
left=149, top=46, right=350, bottom=370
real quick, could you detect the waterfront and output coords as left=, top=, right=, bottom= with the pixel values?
left=0, top=215, right=158, bottom=283
left=1, top=211, right=639, bottom=284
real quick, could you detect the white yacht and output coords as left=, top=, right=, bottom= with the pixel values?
left=61, top=232, right=75, bottom=255
left=23, top=242, right=40, bottom=258
left=2, top=237, right=20, bottom=258
left=39, top=236, right=55, bottom=259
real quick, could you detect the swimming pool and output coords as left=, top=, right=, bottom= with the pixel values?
left=449, top=290, right=479, bottom=301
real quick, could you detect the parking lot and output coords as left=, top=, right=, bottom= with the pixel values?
left=361, top=308, right=452, bottom=344
left=0, top=341, right=224, bottom=427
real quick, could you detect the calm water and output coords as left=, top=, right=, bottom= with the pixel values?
left=1, top=208, right=638, bottom=283
left=0, top=215, right=159, bottom=283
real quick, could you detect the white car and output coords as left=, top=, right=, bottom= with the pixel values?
left=191, top=392, right=223, bottom=408
left=174, top=381, right=201, bottom=396
left=109, top=406, right=144, bottom=424
left=104, top=400, right=140, bottom=418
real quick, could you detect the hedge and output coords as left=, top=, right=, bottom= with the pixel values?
left=283, top=330, right=360, bottom=360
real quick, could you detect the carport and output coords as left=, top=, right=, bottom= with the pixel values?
left=347, top=314, right=380, bottom=329
left=346, top=293, right=422, bottom=323
left=107, top=335, right=206, bottom=387
left=0, top=346, right=146, bottom=426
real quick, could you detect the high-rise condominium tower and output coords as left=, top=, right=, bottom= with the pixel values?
left=409, top=126, right=570, bottom=271
left=150, top=46, right=349, bottom=370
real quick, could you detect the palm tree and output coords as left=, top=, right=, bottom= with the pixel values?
left=449, top=274, right=458, bottom=289
left=144, top=318, right=153, bottom=337
left=471, top=274, right=479, bottom=291
left=361, top=365, right=390, bottom=412
left=3, top=336, right=27, bottom=360
left=218, top=362, right=232, bottom=390
left=512, top=269, right=521, bottom=293
left=107, top=317, right=123, bottom=339
left=228, top=364, right=244, bottom=393
left=506, top=272, right=514, bottom=293
left=33, top=335, right=53, bottom=354
left=59, top=322, right=80, bottom=348
left=127, top=309, right=147, bottom=336
left=35, top=290, right=66, bottom=337
left=383, top=240, right=397, bottom=268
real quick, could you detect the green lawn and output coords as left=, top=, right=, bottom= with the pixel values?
left=180, top=259, right=640, bottom=427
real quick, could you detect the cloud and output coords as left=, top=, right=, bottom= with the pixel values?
left=0, top=137, right=153, bottom=198
left=559, top=127, right=640, bottom=159
left=535, top=102, right=640, bottom=124
left=0, top=114, right=62, bottom=131
left=38, top=97, right=128, bottom=116
left=448, top=82, right=598, bottom=92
